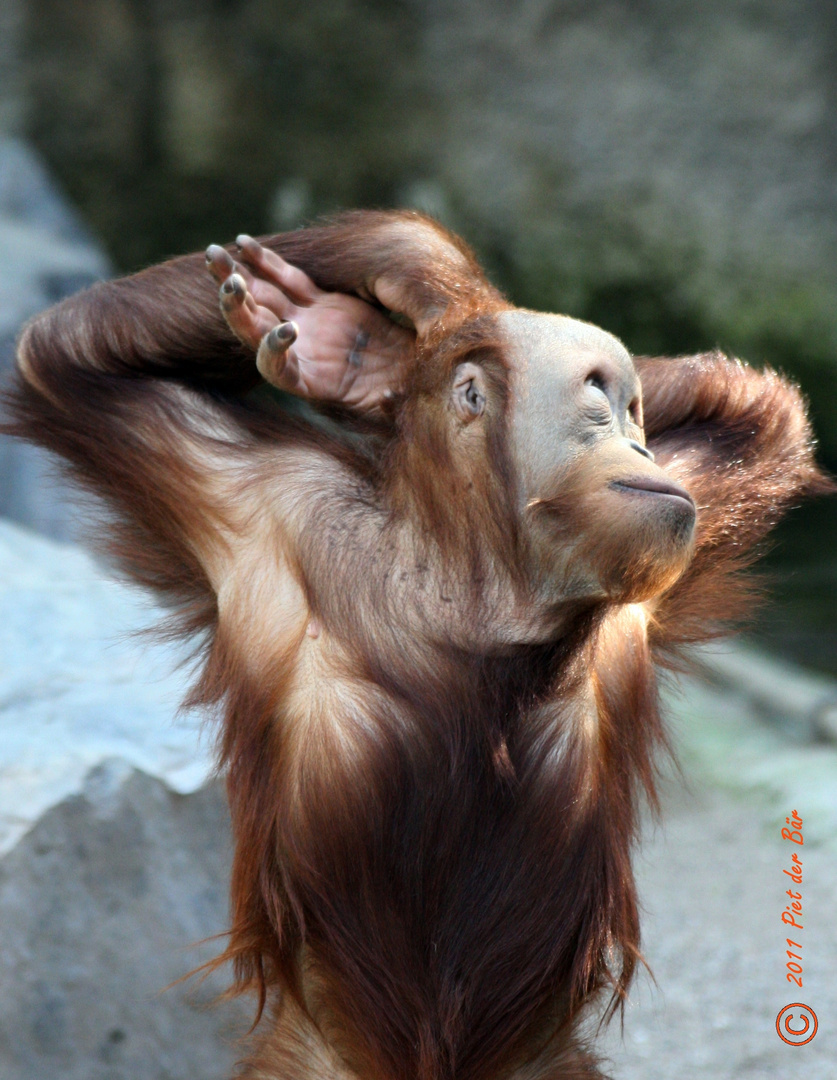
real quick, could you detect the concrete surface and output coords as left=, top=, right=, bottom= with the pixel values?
left=599, top=677, right=837, bottom=1079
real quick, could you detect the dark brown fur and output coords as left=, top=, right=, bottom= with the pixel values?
left=5, top=211, right=828, bottom=1080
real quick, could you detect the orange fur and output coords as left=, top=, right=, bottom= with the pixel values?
left=4, top=211, right=828, bottom=1080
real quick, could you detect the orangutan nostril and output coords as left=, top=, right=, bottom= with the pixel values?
left=629, top=439, right=655, bottom=462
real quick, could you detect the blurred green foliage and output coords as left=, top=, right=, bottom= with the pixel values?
left=19, top=0, right=836, bottom=672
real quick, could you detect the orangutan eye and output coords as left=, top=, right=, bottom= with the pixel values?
left=584, top=374, right=612, bottom=421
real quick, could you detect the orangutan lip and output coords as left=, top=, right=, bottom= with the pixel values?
left=610, top=477, right=696, bottom=509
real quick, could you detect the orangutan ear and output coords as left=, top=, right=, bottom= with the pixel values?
left=451, top=362, right=487, bottom=422
left=634, top=351, right=831, bottom=649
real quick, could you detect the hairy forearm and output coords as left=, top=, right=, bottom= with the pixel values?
left=18, top=254, right=257, bottom=401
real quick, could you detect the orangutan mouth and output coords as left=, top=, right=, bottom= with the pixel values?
left=610, top=477, right=696, bottom=510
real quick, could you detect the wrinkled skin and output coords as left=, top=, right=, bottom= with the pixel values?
left=206, top=237, right=696, bottom=613
left=209, top=240, right=699, bottom=622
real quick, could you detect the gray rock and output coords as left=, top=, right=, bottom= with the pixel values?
left=0, top=137, right=100, bottom=250
left=0, top=136, right=112, bottom=540
left=0, top=521, right=251, bottom=1079
left=0, top=765, right=249, bottom=1080
left=0, top=520, right=212, bottom=856
left=0, top=137, right=109, bottom=350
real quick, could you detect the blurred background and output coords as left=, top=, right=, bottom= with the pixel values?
left=0, top=0, right=834, bottom=670
left=1, top=4, right=837, bottom=1079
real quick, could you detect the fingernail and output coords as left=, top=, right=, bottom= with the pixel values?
left=222, top=273, right=245, bottom=298
left=268, top=322, right=297, bottom=350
